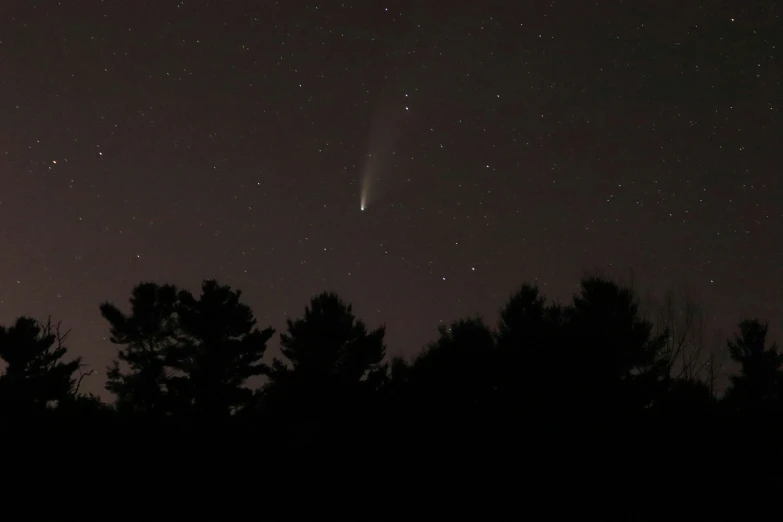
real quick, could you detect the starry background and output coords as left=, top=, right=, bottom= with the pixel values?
left=0, top=1, right=780, bottom=398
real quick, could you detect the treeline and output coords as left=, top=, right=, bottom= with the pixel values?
left=0, top=276, right=781, bottom=520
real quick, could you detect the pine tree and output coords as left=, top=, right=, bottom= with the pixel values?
left=0, top=316, right=82, bottom=411
left=100, top=282, right=180, bottom=417
left=406, top=317, right=500, bottom=419
left=724, top=319, right=783, bottom=413
left=170, top=279, right=274, bottom=420
left=269, top=292, right=386, bottom=389
left=264, top=292, right=386, bottom=447
left=564, top=277, right=668, bottom=412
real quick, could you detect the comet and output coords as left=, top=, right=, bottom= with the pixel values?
left=359, top=100, right=402, bottom=212
left=359, top=154, right=373, bottom=212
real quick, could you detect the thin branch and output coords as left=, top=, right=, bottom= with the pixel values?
left=74, top=368, right=96, bottom=395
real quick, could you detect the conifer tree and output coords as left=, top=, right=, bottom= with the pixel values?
left=100, top=282, right=180, bottom=416
left=723, top=319, right=783, bottom=413
left=0, top=316, right=82, bottom=411
left=268, top=292, right=386, bottom=390
left=170, top=279, right=274, bottom=419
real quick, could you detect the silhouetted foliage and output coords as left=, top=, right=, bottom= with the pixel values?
left=1, top=274, right=780, bottom=520
left=0, top=316, right=82, bottom=412
left=269, top=292, right=386, bottom=385
left=101, top=280, right=274, bottom=422
left=168, top=279, right=275, bottom=420
left=496, top=283, right=552, bottom=352
left=724, top=319, right=783, bottom=414
left=495, top=283, right=565, bottom=414
left=653, top=377, right=718, bottom=415
left=563, top=277, right=668, bottom=414
left=259, top=292, right=387, bottom=453
left=404, top=317, right=500, bottom=426
left=100, top=282, right=179, bottom=417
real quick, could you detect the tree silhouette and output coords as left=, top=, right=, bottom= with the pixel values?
left=100, top=282, right=179, bottom=417
left=496, top=283, right=553, bottom=352
left=263, top=292, right=386, bottom=450
left=101, top=279, right=274, bottom=422
left=495, top=283, right=565, bottom=411
left=0, top=270, right=781, bottom=519
left=0, top=316, right=82, bottom=412
left=563, top=276, right=668, bottom=414
left=714, top=319, right=783, bottom=516
left=404, top=317, right=500, bottom=421
left=723, top=319, right=783, bottom=414
left=168, top=279, right=274, bottom=420
left=268, top=292, right=386, bottom=389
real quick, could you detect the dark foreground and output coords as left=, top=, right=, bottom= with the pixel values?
left=4, top=412, right=781, bottom=521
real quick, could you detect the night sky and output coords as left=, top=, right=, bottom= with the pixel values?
left=1, top=1, right=780, bottom=398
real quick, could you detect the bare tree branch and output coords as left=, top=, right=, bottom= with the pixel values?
left=650, top=289, right=722, bottom=391
left=73, top=368, right=96, bottom=395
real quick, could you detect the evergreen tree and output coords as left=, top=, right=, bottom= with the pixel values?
left=723, top=319, right=783, bottom=414
left=496, top=283, right=551, bottom=353
left=268, top=292, right=386, bottom=390
left=263, top=292, right=386, bottom=449
left=402, top=317, right=502, bottom=433
left=170, top=279, right=274, bottom=420
left=564, top=277, right=668, bottom=412
left=100, top=282, right=179, bottom=416
left=0, top=316, right=82, bottom=411
left=408, top=317, right=498, bottom=406
left=495, top=284, right=564, bottom=407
